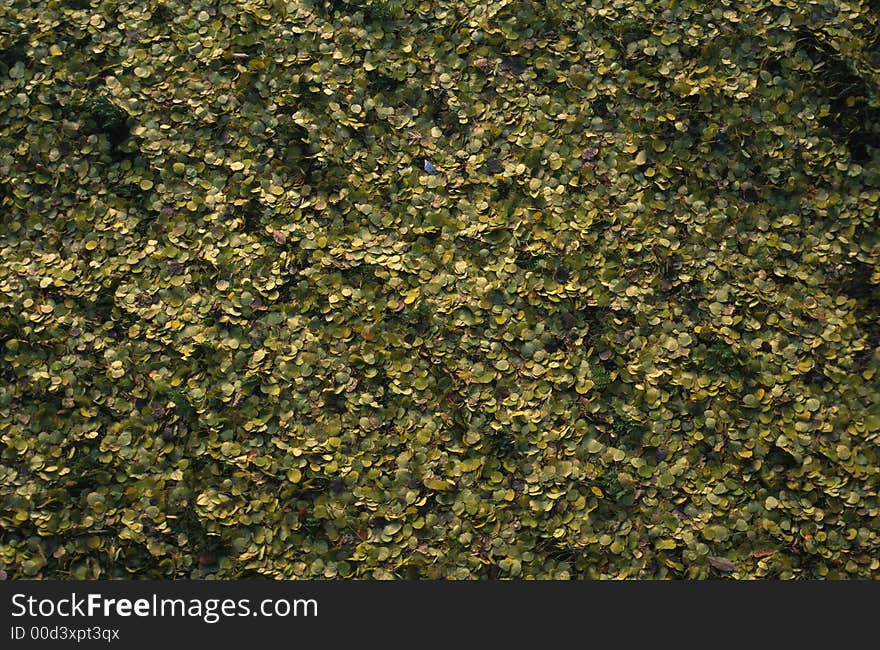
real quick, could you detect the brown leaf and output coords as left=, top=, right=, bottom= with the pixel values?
left=581, top=147, right=598, bottom=161
left=751, top=548, right=775, bottom=559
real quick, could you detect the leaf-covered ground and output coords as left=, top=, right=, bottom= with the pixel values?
left=1, top=0, right=878, bottom=579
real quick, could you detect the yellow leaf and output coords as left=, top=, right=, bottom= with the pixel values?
left=403, top=288, right=421, bottom=305
left=424, top=477, right=453, bottom=491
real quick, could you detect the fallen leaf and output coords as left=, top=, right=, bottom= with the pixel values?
left=708, top=556, right=737, bottom=573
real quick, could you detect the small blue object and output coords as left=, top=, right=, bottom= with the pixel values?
left=423, top=159, right=437, bottom=174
